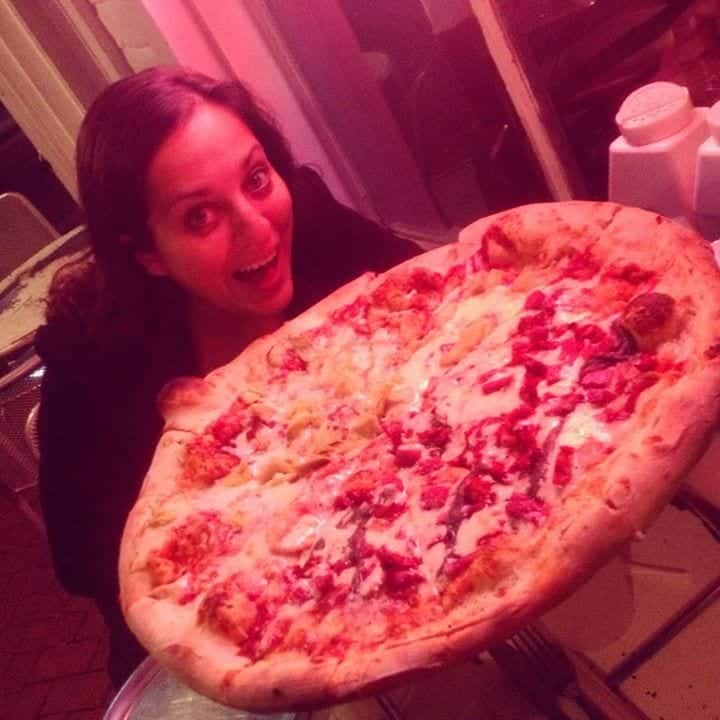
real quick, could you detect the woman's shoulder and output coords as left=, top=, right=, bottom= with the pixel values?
left=287, top=166, right=423, bottom=315
left=35, top=256, right=101, bottom=371
left=37, top=255, right=188, bottom=374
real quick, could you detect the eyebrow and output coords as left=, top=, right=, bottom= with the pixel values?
left=163, top=143, right=265, bottom=212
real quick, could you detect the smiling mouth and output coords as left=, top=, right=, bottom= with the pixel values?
left=233, top=248, right=279, bottom=278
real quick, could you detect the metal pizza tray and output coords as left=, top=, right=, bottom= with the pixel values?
left=104, top=658, right=297, bottom=720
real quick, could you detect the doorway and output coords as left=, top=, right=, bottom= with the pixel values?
left=0, top=102, right=82, bottom=234
left=260, top=0, right=551, bottom=236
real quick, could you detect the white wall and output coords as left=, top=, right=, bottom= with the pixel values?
left=419, top=0, right=473, bottom=34
left=139, top=0, right=352, bottom=206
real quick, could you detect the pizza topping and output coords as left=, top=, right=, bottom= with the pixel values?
left=578, top=324, right=638, bottom=378
left=562, top=249, right=601, bottom=281
left=333, top=470, right=406, bottom=522
left=463, top=474, right=495, bottom=509
left=580, top=366, right=614, bottom=389
left=706, top=340, right=720, bottom=359
left=147, top=511, right=241, bottom=585
left=330, top=295, right=371, bottom=335
left=603, top=373, right=659, bottom=422
left=519, top=359, right=548, bottom=406
left=505, top=493, right=548, bottom=524
left=266, top=345, right=308, bottom=372
left=395, top=443, right=423, bottom=467
left=371, top=275, right=413, bottom=312
left=502, top=422, right=543, bottom=475
left=553, top=445, right=574, bottom=486
left=443, top=475, right=473, bottom=548
left=372, top=480, right=407, bottom=521
left=382, top=420, right=406, bottom=449
left=199, top=578, right=263, bottom=643
left=334, top=470, right=375, bottom=510
left=376, top=545, right=421, bottom=571
left=442, top=552, right=476, bottom=580
left=208, top=400, right=248, bottom=444
left=420, top=484, right=450, bottom=510
left=574, top=323, right=608, bottom=347
left=408, top=266, right=445, bottom=296
left=416, top=455, right=443, bottom=475
left=199, top=576, right=286, bottom=661
left=383, top=566, right=423, bottom=596
left=444, top=262, right=467, bottom=291
left=518, top=307, right=555, bottom=334
left=281, top=348, right=308, bottom=372
left=603, top=262, right=655, bottom=285
left=544, top=392, right=582, bottom=416
left=481, top=375, right=514, bottom=394
left=418, top=418, right=452, bottom=449
left=527, top=421, right=565, bottom=495
left=182, top=436, right=240, bottom=487
left=524, top=289, right=548, bottom=310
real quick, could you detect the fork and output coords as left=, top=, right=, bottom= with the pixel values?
left=491, top=624, right=612, bottom=719
left=375, top=694, right=403, bottom=720
left=514, top=625, right=601, bottom=717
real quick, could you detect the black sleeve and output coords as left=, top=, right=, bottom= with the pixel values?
left=288, top=166, right=423, bottom=314
left=37, top=359, right=156, bottom=604
left=38, top=365, right=106, bottom=597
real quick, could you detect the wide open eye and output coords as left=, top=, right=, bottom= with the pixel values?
left=184, top=204, right=220, bottom=235
left=245, top=164, right=272, bottom=195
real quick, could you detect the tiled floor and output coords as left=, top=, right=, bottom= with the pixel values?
left=0, top=489, right=113, bottom=720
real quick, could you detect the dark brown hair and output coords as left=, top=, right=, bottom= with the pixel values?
left=46, top=66, right=296, bottom=345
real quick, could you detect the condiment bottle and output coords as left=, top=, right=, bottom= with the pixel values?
left=608, top=81, right=709, bottom=224
left=693, top=100, right=720, bottom=240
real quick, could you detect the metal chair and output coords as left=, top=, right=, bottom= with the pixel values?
left=0, top=192, right=58, bottom=282
left=0, top=218, right=89, bottom=535
left=0, top=352, right=45, bottom=533
left=25, top=399, right=40, bottom=461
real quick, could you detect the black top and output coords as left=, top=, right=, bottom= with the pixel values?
left=36, top=166, right=421, bottom=688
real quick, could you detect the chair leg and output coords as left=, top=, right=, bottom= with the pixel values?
left=16, top=491, right=46, bottom=536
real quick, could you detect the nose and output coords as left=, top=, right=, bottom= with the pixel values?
left=228, top=192, right=270, bottom=241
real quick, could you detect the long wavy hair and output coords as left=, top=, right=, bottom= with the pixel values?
left=46, top=66, right=296, bottom=349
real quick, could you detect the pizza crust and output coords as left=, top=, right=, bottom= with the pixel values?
left=119, top=430, right=193, bottom=608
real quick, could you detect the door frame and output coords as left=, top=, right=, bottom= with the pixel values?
left=470, top=0, right=583, bottom=200
left=0, top=0, right=133, bottom=199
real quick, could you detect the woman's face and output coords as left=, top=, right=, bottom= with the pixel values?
left=140, top=101, right=294, bottom=318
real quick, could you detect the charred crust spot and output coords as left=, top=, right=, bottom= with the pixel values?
left=621, top=292, right=675, bottom=338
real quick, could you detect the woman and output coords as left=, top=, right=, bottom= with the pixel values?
left=36, top=66, right=420, bottom=688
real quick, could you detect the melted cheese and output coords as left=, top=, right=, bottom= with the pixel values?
left=559, top=406, right=614, bottom=448
left=139, top=264, right=657, bottom=661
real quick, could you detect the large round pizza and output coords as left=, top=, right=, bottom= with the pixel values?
left=119, top=202, right=720, bottom=711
